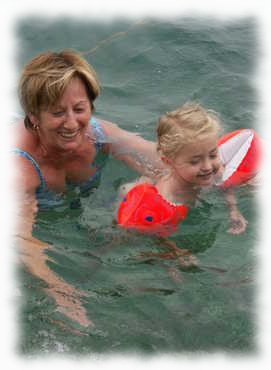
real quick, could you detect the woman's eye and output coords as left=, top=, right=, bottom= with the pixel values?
left=52, top=111, right=64, bottom=117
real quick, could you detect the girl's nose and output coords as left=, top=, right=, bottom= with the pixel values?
left=201, top=158, right=212, bottom=171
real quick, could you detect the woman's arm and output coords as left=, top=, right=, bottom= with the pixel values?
left=100, top=120, right=166, bottom=180
left=223, top=187, right=248, bottom=234
left=16, top=229, right=92, bottom=328
left=13, top=158, right=93, bottom=327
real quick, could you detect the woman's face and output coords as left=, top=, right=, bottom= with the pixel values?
left=32, top=77, right=92, bottom=152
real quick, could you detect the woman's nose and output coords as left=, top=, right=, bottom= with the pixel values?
left=63, top=112, right=78, bottom=129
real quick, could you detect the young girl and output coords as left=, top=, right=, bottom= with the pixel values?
left=117, top=103, right=248, bottom=249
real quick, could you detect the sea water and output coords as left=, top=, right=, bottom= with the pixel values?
left=15, top=17, right=259, bottom=355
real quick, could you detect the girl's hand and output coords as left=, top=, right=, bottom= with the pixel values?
left=224, top=187, right=248, bottom=235
left=228, top=210, right=248, bottom=234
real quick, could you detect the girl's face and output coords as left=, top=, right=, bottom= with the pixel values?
left=30, top=77, right=92, bottom=152
left=168, top=133, right=222, bottom=187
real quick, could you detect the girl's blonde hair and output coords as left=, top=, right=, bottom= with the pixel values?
left=19, top=49, right=100, bottom=129
left=157, top=102, right=222, bottom=159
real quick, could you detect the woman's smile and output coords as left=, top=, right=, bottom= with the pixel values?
left=58, top=128, right=81, bottom=140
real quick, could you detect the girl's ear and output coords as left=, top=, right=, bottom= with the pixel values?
left=161, top=156, right=172, bottom=166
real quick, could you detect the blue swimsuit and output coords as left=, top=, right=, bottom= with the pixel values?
left=12, top=116, right=108, bottom=209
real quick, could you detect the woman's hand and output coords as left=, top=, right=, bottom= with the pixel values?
left=14, top=192, right=93, bottom=327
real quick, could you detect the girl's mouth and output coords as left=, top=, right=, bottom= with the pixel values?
left=198, top=171, right=213, bottom=178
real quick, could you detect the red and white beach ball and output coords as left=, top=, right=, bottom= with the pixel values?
left=217, top=128, right=262, bottom=188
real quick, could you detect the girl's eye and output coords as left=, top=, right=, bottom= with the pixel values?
left=210, top=153, right=218, bottom=159
left=190, top=159, right=200, bottom=165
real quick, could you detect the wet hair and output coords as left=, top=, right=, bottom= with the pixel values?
left=157, top=102, right=222, bottom=159
left=19, top=49, right=100, bottom=129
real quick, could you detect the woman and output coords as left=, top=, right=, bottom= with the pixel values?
left=12, top=49, right=164, bottom=328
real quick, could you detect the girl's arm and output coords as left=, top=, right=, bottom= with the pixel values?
left=100, top=120, right=166, bottom=180
left=223, top=187, right=248, bottom=234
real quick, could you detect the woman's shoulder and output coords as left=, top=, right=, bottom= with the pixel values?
left=95, top=118, right=116, bottom=131
left=11, top=121, right=41, bottom=193
left=96, top=118, right=127, bottom=139
left=11, top=152, right=41, bottom=194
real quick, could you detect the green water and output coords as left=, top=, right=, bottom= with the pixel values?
left=16, top=17, right=259, bottom=355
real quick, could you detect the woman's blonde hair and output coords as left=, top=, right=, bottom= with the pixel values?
left=157, top=102, right=222, bottom=159
left=19, top=49, right=100, bottom=129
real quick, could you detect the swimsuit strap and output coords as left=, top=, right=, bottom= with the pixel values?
left=11, top=148, right=46, bottom=190
left=90, top=116, right=106, bottom=150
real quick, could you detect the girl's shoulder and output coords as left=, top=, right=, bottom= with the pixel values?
left=118, top=177, right=154, bottom=198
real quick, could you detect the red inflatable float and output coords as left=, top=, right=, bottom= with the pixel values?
left=117, top=183, right=188, bottom=237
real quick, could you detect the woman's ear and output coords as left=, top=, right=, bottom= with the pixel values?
left=28, top=113, right=39, bottom=130
left=27, top=113, right=39, bottom=127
